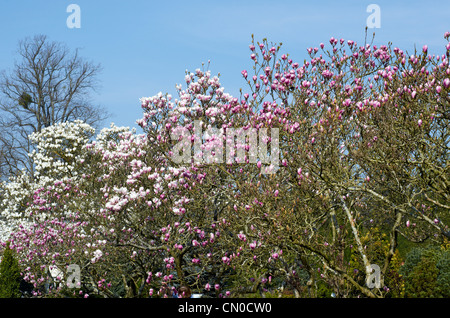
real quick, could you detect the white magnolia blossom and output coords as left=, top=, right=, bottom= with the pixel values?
left=0, top=120, right=95, bottom=241
left=91, top=249, right=103, bottom=263
left=1, top=119, right=192, bottom=243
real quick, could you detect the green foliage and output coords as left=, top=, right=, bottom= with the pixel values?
left=400, top=246, right=450, bottom=298
left=347, top=227, right=390, bottom=293
left=0, top=242, right=22, bottom=298
left=435, top=252, right=450, bottom=295
left=315, top=280, right=335, bottom=298
left=383, top=249, right=405, bottom=298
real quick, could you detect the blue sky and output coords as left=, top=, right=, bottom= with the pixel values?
left=0, top=0, right=449, bottom=131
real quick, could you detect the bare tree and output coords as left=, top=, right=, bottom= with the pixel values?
left=0, top=34, right=108, bottom=177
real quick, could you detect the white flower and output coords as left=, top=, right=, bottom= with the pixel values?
left=91, top=249, right=103, bottom=263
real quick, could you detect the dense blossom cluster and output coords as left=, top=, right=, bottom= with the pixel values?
left=0, top=121, right=95, bottom=241
left=0, top=32, right=449, bottom=298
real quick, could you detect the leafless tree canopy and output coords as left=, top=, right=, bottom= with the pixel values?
left=0, top=34, right=108, bottom=177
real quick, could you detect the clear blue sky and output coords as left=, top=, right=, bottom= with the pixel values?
left=0, top=0, right=449, bottom=131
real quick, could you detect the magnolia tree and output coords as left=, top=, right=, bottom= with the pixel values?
left=1, top=32, right=449, bottom=298
left=230, top=33, right=449, bottom=297
left=222, top=33, right=450, bottom=298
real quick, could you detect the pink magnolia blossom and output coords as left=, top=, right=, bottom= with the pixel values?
left=443, top=78, right=450, bottom=88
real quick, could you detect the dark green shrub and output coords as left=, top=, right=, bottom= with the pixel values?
left=435, top=250, right=450, bottom=297
left=0, top=242, right=22, bottom=298
left=400, top=246, right=450, bottom=298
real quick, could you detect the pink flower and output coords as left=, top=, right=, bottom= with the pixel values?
left=418, top=119, right=422, bottom=127
left=237, top=232, right=246, bottom=241
left=436, top=86, right=442, bottom=93
left=443, top=78, right=450, bottom=88
left=322, top=69, right=333, bottom=79
left=422, top=45, right=428, bottom=53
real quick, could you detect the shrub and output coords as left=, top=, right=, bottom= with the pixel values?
left=0, top=242, right=22, bottom=298
left=400, top=246, right=450, bottom=298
